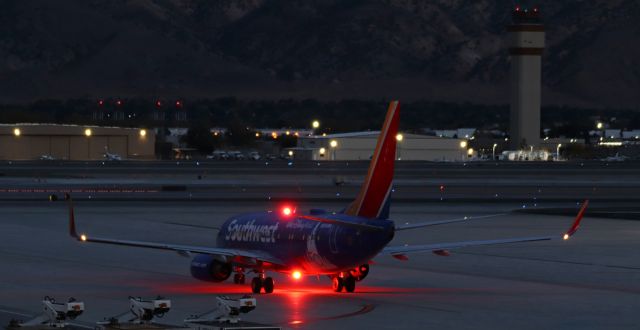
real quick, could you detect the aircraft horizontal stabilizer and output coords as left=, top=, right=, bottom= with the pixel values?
left=299, top=215, right=386, bottom=231
left=395, top=213, right=508, bottom=231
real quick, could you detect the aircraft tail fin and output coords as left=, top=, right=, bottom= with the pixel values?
left=343, top=101, right=399, bottom=220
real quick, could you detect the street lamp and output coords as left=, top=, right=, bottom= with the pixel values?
left=13, top=128, right=20, bottom=137
left=330, top=140, right=338, bottom=160
left=556, top=143, right=562, bottom=161
left=459, top=140, right=467, bottom=149
left=492, top=143, right=498, bottom=160
left=84, top=128, right=92, bottom=159
left=396, top=134, right=404, bottom=160
left=312, top=120, right=320, bottom=129
left=139, top=129, right=147, bottom=137
left=596, top=122, right=603, bottom=130
left=467, top=148, right=474, bottom=157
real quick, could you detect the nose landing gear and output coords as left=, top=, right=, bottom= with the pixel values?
left=233, top=273, right=245, bottom=284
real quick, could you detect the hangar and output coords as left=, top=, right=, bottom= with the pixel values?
left=295, top=132, right=469, bottom=161
left=0, top=124, right=155, bottom=160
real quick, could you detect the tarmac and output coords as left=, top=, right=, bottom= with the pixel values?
left=0, top=161, right=639, bottom=329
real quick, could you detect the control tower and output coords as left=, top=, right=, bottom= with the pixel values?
left=508, top=6, right=544, bottom=149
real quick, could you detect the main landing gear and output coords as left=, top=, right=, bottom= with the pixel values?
left=332, top=273, right=356, bottom=293
left=234, top=268, right=274, bottom=294
left=250, top=274, right=274, bottom=294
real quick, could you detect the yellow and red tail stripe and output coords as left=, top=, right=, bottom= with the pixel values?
left=344, top=101, right=400, bottom=219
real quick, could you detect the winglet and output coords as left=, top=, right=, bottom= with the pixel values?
left=67, top=193, right=79, bottom=239
left=563, top=200, right=589, bottom=240
left=392, top=254, right=409, bottom=261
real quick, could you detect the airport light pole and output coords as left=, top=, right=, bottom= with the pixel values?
left=396, top=133, right=403, bottom=160
left=459, top=140, right=467, bottom=161
left=330, top=140, right=338, bottom=161
left=596, top=121, right=604, bottom=144
left=492, top=143, right=498, bottom=160
left=85, top=128, right=92, bottom=160
left=556, top=143, right=562, bottom=161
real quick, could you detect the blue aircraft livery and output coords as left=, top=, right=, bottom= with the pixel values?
left=67, top=100, right=589, bottom=294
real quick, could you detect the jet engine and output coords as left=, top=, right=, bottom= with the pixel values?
left=349, top=264, right=370, bottom=281
left=190, top=255, right=232, bottom=282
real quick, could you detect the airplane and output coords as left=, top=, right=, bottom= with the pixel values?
left=67, top=101, right=589, bottom=294
left=103, top=146, right=122, bottom=161
left=601, top=152, right=628, bottom=162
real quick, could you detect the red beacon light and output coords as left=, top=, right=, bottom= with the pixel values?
left=515, top=6, right=521, bottom=12
left=282, top=206, right=294, bottom=216
left=175, top=100, right=183, bottom=108
left=97, top=99, right=104, bottom=107
left=155, top=100, right=162, bottom=108
left=292, top=270, right=302, bottom=280
left=115, top=99, right=123, bottom=106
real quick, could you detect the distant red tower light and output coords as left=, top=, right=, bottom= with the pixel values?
left=155, top=100, right=163, bottom=108
left=175, top=100, right=183, bottom=108
left=515, top=6, right=521, bottom=12
left=97, top=99, right=104, bottom=107
left=115, top=99, right=123, bottom=106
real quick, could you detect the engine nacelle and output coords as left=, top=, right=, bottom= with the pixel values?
left=190, top=255, right=232, bottom=282
left=349, top=264, right=370, bottom=282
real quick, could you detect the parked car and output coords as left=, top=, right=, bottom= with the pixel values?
left=207, top=150, right=229, bottom=160
left=248, top=151, right=261, bottom=160
left=227, top=151, right=246, bottom=160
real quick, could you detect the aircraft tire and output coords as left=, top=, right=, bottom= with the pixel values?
left=263, top=277, right=275, bottom=293
left=332, top=277, right=344, bottom=292
left=344, top=276, right=356, bottom=293
left=251, top=277, right=263, bottom=294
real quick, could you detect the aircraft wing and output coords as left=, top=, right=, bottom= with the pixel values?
left=394, top=213, right=508, bottom=231
left=66, top=195, right=285, bottom=267
left=382, top=200, right=588, bottom=260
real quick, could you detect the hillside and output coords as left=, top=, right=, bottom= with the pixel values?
left=1, top=0, right=639, bottom=108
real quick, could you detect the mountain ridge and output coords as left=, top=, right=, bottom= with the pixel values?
left=1, top=0, right=639, bottom=108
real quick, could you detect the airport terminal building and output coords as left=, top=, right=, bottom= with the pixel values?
left=0, top=124, right=155, bottom=160
left=294, top=132, right=468, bottom=161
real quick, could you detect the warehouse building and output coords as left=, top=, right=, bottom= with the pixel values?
left=293, top=132, right=469, bottom=161
left=0, top=124, right=155, bottom=160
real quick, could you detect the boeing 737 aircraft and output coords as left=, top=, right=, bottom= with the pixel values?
left=67, top=101, right=588, bottom=294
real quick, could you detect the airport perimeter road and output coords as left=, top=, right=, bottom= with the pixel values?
left=0, top=201, right=637, bottom=329
left=0, top=161, right=640, bottom=202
